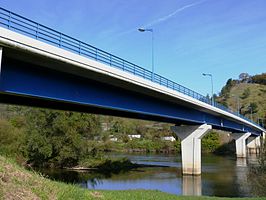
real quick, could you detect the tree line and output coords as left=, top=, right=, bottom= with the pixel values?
left=0, top=104, right=221, bottom=168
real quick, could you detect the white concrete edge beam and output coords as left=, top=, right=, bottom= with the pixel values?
left=0, top=27, right=264, bottom=134
left=0, top=47, right=2, bottom=74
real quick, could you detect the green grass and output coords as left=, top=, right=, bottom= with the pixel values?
left=0, top=155, right=265, bottom=200
left=90, top=190, right=266, bottom=200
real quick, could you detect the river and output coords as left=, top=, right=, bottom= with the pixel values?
left=38, top=153, right=258, bottom=197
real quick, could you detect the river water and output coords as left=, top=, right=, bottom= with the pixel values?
left=39, top=153, right=258, bottom=197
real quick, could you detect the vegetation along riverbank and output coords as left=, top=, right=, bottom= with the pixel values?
left=0, top=104, right=222, bottom=169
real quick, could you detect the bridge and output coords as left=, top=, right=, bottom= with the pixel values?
left=0, top=7, right=265, bottom=175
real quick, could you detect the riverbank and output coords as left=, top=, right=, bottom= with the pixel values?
left=0, top=155, right=265, bottom=200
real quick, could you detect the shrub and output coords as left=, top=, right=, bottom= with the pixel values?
left=202, top=131, right=220, bottom=153
left=0, top=119, right=25, bottom=157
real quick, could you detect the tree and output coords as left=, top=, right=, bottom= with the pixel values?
left=252, top=73, right=266, bottom=85
left=249, top=102, right=258, bottom=114
left=0, top=119, right=25, bottom=156
left=202, top=131, right=220, bottom=153
left=240, top=88, right=250, bottom=99
left=239, top=73, right=250, bottom=83
left=242, top=102, right=258, bottom=117
left=220, top=78, right=237, bottom=101
left=23, top=108, right=102, bottom=167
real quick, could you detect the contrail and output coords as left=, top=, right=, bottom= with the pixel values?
left=117, top=0, right=206, bottom=37
left=142, top=0, right=206, bottom=28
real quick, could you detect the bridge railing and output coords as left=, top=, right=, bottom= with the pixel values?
left=0, top=7, right=261, bottom=128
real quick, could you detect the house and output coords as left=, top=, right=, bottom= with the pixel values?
left=101, top=122, right=110, bottom=131
left=161, top=136, right=176, bottom=142
left=109, top=135, right=118, bottom=142
left=128, top=134, right=141, bottom=140
left=110, top=137, right=118, bottom=142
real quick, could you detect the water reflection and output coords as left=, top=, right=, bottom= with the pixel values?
left=81, top=178, right=103, bottom=189
left=236, top=158, right=247, bottom=167
left=35, top=153, right=258, bottom=197
left=182, top=175, right=201, bottom=196
left=235, top=157, right=250, bottom=196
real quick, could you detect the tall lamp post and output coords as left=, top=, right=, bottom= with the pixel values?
left=138, top=28, right=154, bottom=80
left=202, top=73, right=214, bottom=106
left=249, top=105, right=253, bottom=121
left=231, top=94, right=240, bottom=115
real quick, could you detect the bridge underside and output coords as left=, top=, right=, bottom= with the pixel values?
left=0, top=55, right=261, bottom=135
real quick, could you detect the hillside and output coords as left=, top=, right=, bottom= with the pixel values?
left=217, top=79, right=266, bottom=127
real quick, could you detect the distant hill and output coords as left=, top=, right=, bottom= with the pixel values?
left=217, top=73, right=266, bottom=127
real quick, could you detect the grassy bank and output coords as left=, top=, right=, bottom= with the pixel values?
left=0, top=155, right=265, bottom=200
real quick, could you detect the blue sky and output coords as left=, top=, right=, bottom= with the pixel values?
left=1, top=0, right=266, bottom=96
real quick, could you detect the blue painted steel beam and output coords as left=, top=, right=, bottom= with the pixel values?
left=0, top=57, right=261, bottom=135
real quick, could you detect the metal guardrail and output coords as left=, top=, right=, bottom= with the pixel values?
left=0, top=7, right=261, bottom=128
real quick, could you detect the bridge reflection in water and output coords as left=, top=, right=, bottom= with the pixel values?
left=182, top=175, right=202, bottom=196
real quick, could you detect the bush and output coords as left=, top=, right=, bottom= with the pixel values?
left=202, top=131, right=220, bottom=153
left=240, top=88, right=251, bottom=99
left=252, top=73, right=266, bottom=85
left=22, top=108, right=100, bottom=167
left=248, top=166, right=266, bottom=196
left=248, top=137, right=266, bottom=196
left=0, top=119, right=25, bottom=157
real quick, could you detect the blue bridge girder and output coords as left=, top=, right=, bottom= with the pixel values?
left=0, top=7, right=264, bottom=136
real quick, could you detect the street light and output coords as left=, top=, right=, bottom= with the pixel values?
left=248, top=105, right=253, bottom=121
left=231, top=94, right=240, bottom=115
left=138, top=28, right=154, bottom=80
left=202, top=73, right=214, bottom=106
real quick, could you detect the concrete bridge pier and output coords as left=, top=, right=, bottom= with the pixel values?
left=232, top=132, right=251, bottom=158
left=171, top=124, right=212, bottom=175
left=247, top=136, right=261, bottom=154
